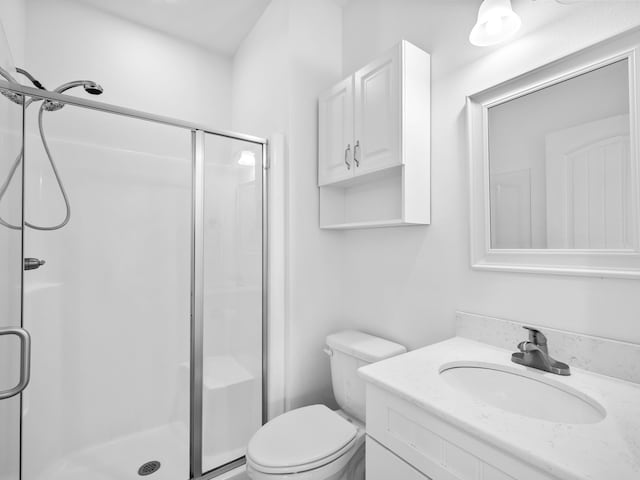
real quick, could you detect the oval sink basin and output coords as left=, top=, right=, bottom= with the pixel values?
left=439, top=362, right=605, bottom=424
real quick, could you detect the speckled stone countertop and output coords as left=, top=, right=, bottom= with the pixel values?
left=358, top=337, right=640, bottom=480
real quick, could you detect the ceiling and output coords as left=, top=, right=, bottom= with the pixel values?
left=72, top=0, right=272, bottom=56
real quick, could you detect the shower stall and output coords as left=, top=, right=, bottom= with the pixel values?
left=0, top=78, right=268, bottom=480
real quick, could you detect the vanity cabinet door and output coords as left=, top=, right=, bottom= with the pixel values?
left=318, top=76, right=354, bottom=186
left=353, top=45, right=401, bottom=176
left=366, top=436, right=431, bottom=480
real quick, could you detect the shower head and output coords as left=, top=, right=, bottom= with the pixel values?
left=83, top=82, right=103, bottom=95
left=0, top=68, right=104, bottom=109
left=54, top=80, right=104, bottom=95
left=43, top=80, right=104, bottom=111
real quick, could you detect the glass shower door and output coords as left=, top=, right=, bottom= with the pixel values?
left=201, top=133, right=264, bottom=474
left=0, top=86, right=25, bottom=480
left=2, top=87, right=267, bottom=480
left=20, top=96, right=192, bottom=480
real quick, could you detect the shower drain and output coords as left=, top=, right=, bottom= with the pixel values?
left=138, top=461, right=161, bottom=476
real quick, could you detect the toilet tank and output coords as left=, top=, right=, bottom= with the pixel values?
left=325, top=330, right=406, bottom=423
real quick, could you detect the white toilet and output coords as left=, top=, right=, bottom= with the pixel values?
left=246, top=330, right=406, bottom=480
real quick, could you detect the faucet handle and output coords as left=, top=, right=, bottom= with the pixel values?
left=517, top=341, right=538, bottom=353
left=522, top=326, right=547, bottom=346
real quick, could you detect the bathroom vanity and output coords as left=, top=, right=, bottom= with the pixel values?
left=359, top=336, right=640, bottom=480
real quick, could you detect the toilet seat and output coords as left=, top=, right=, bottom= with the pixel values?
left=247, top=405, right=357, bottom=475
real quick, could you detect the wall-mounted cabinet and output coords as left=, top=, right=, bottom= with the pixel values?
left=318, top=40, right=430, bottom=229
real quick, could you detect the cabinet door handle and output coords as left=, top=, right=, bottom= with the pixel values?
left=354, top=140, right=360, bottom=167
left=344, top=144, right=351, bottom=170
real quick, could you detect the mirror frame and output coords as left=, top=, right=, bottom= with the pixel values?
left=467, top=29, right=640, bottom=279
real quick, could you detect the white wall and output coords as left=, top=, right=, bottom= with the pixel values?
left=231, top=0, right=344, bottom=412
left=0, top=0, right=26, bottom=66
left=286, top=0, right=344, bottom=411
left=231, top=0, right=288, bottom=138
left=25, top=0, right=231, bottom=128
left=231, top=0, right=290, bottom=420
left=338, top=0, right=640, bottom=362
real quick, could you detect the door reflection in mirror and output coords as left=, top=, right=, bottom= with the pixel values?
left=488, top=59, right=631, bottom=249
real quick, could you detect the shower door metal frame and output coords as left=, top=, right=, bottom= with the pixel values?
left=0, top=79, right=270, bottom=480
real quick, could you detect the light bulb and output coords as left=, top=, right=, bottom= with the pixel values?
left=485, top=16, right=503, bottom=36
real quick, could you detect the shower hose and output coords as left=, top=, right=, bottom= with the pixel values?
left=0, top=99, right=71, bottom=231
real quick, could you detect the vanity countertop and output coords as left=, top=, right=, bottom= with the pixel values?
left=358, top=337, right=640, bottom=480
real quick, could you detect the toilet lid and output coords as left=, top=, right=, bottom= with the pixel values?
left=247, top=405, right=357, bottom=472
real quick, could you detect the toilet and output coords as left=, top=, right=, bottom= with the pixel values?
left=246, top=330, right=407, bottom=480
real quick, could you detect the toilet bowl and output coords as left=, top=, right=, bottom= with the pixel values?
left=246, top=331, right=406, bottom=480
left=246, top=406, right=365, bottom=480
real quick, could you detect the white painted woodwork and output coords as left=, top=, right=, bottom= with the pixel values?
left=266, top=133, right=288, bottom=421
left=318, top=77, right=354, bottom=185
left=545, top=115, right=631, bottom=249
left=318, top=40, right=430, bottom=229
left=353, top=46, right=400, bottom=175
left=490, top=169, right=533, bottom=249
left=319, top=166, right=403, bottom=229
left=365, top=384, right=551, bottom=480
left=468, top=32, right=640, bottom=279
left=366, top=436, right=431, bottom=480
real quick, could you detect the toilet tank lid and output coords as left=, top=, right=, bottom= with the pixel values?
left=326, top=330, right=407, bottom=363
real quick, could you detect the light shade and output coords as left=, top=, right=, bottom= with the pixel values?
left=237, top=150, right=256, bottom=166
left=469, top=0, right=521, bottom=47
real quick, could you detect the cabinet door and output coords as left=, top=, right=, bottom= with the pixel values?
left=318, top=76, right=354, bottom=186
left=354, top=45, right=401, bottom=176
left=366, top=436, right=431, bottom=480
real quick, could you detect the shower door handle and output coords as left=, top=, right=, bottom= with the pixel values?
left=0, top=327, right=31, bottom=400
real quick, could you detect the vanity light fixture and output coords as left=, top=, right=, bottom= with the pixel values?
left=469, top=0, right=522, bottom=47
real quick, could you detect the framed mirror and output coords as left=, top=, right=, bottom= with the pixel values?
left=467, top=29, right=640, bottom=279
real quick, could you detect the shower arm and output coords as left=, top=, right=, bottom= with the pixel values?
left=0, top=66, right=49, bottom=109
left=15, top=67, right=46, bottom=90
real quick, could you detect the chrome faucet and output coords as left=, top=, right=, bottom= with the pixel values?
left=511, top=326, right=570, bottom=376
